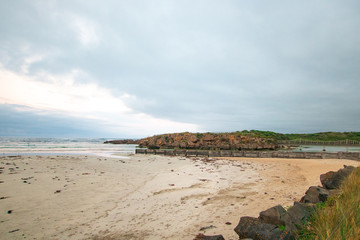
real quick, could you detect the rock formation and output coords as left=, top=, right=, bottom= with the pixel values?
left=232, top=165, right=355, bottom=240
left=320, top=165, right=355, bottom=189
left=105, top=132, right=278, bottom=150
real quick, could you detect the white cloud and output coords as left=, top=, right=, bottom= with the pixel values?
left=0, top=65, right=199, bottom=137
left=71, top=16, right=100, bottom=47
left=20, top=54, right=44, bottom=74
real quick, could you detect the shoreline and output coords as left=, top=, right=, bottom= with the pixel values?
left=1, top=154, right=359, bottom=239
left=0, top=152, right=132, bottom=159
left=136, top=148, right=360, bottom=161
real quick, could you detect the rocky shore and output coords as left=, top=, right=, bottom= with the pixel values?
left=105, top=132, right=278, bottom=150
left=195, top=165, right=356, bottom=240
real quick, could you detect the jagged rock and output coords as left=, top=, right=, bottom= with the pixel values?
left=300, top=186, right=329, bottom=204
left=320, top=165, right=355, bottom=189
left=234, top=216, right=293, bottom=240
left=258, top=204, right=287, bottom=226
left=281, top=202, right=314, bottom=233
left=105, top=132, right=278, bottom=150
left=193, top=233, right=225, bottom=240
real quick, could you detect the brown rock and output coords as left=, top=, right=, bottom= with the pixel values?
left=234, top=216, right=289, bottom=240
left=121, top=132, right=278, bottom=150
left=320, top=165, right=355, bottom=189
left=300, top=186, right=329, bottom=204
left=281, top=202, right=314, bottom=233
left=258, top=204, right=287, bottom=226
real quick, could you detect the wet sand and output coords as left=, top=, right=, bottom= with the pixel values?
left=1, top=154, right=359, bottom=239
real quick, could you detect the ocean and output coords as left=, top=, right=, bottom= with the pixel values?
left=0, top=137, right=137, bottom=157
left=1, top=137, right=358, bottom=157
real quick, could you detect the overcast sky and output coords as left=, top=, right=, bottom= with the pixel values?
left=0, top=1, right=359, bottom=138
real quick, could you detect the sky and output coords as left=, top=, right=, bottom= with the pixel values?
left=0, top=0, right=360, bottom=138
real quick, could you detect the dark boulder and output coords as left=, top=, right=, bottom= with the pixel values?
left=259, top=204, right=287, bottom=226
left=300, top=186, right=329, bottom=204
left=320, top=165, right=355, bottom=189
left=281, top=202, right=314, bottom=233
left=234, top=216, right=293, bottom=240
left=193, top=233, right=225, bottom=240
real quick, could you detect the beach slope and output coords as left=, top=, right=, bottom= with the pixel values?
left=1, top=155, right=358, bottom=239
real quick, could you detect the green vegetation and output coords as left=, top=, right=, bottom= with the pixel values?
left=278, top=225, right=286, bottom=232
left=284, top=132, right=360, bottom=142
left=235, top=130, right=286, bottom=140
left=298, top=167, right=360, bottom=240
left=150, top=130, right=360, bottom=144
left=234, top=130, right=360, bottom=142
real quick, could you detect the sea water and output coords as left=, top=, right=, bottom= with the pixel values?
left=0, top=137, right=137, bottom=157
left=293, top=145, right=360, bottom=153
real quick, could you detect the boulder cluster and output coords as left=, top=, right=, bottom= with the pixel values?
left=105, top=132, right=278, bottom=150
left=195, top=165, right=355, bottom=240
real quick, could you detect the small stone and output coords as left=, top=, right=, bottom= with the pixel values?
left=193, top=233, right=225, bottom=240
left=199, top=225, right=216, bottom=231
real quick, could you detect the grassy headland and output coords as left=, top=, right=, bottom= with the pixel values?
left=234, top=130, right=360, bottom=142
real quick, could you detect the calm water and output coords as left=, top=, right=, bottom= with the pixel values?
left=292, top=145, right=360, bottom=153
left=0, top=137, right=137, bottom=157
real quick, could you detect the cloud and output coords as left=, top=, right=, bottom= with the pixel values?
left=21, top=54, right=44, bottom=74
left=71, top=16, right=100, bottom=47
left=0, top=104, right=106, bottom=137
left=0, top=1, right=359, bottom=136
left=0, top=64, right=199, bottom=137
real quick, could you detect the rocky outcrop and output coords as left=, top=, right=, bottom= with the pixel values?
left=105, top=132, right=278, bottom=150
left=320, top=165, right=355, bottom=189
left=232, top=165, right=355, bottom=240
left=300, top=186, right=329, bottom=204
left=258, top=205, right=287, bottom=226
left=280, top=202, right=314, bottom=234
left=234, top=216, right=292, bottom=240
left=234, top=202, right=313, bottom=240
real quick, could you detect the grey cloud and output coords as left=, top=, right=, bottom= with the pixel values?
left=0, top=104, right=121, bottom=137
left=1, top=0, right=360, bottom=136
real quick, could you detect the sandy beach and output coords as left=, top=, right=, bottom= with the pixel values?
left=1, top=154, right=359, bottom=240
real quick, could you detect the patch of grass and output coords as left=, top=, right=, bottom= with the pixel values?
left=278, top=225, right=286, bottom=232
left=234, top=130, right=360, bottom=141
left=299, top=167, right=360, bottom=240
